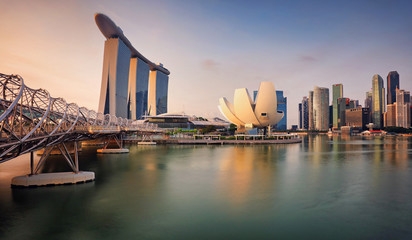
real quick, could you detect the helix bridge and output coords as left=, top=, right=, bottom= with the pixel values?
left=0, top=73, right=160, bottom=173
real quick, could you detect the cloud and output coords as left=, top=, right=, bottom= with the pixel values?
left=300, top=55, right=317, bottom=62
left=201, top=59, right=220, bottom=70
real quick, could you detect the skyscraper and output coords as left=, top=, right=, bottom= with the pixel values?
left=387, top=71, right=400, bottom=105
left=337, top=98, right=350, bottom=128
left=396, top=89, right=411, bottom=128
left=385, top=103, right=397, bottom=127
left=313, top=87, right=330, bottom=131
left=98, top=38, right=131, bottom=118
left=274, top=90, right=287, bottom=130
left=148, top=69, right=169, bottom=115
left=299, top=96, right=309, bottom=130
left=364, top=91, right=372, bottom=123
left=332, top=84, right=343, bottom=129
left=308, top=91, right=314, bottom=130
left=372, top=74, right=384, bottom=129
left=128, top=57, right=150, bottom=120
left=95, top=13, right=170, bottom=119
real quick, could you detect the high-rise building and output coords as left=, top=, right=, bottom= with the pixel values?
left=372, top=74, right=384, bottom=129
left=387, top=71, right=400, bottom=105
left=332, top=84, right=343, bottom=129
left=274, top=91, right=287, bottom=130
left=313, top=87, right=330, bottom=131
left=345, top=107, right=369, bottom=130
left=337, top=98, right=350, bottom=128
left=385, top=103, right=397, bottom=127
left=396, top=89, right=411, bottom=128
left=349, top=100, right=356, bottom=109
left=298, top=103, right=302, bottom=129
left=95, top=13, right=171, bottom=119
left=98, top=38, right=131, bottom=118
left=148, top=69, right=169, bottom=115
left=300, top=96, right=309, bottom=129
left=364, top=91, right=372, bottom=124
left=128, top=57, right=150, bottom=120
left=308, top=91, right=314, bottom=130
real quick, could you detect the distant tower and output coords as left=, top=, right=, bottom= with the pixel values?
left=253, top=90, right=258, bottom=102
left=372, top=74, right=384, bottom=129
left=387, top=71, right=399, bottom=105
left=396, top=89, right=411, bottom=128
left=337, top=98, right=350, bottom=128
left=332, top=84, right=343, bottom=129
left=274, top=90, right=287, bottom=130
left=308, top=91, right=314, bottom=130
left=299, top=96, right=309, bottom=130
left=313, top=87, right=330, bottom=131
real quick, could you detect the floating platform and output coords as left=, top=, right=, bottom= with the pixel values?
left=138, top=142, right=157, bottom=145
left=97, top=148, right=129, bottom=154
left=11, top=171, right=95, bottom=187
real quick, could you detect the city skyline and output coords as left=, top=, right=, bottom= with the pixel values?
left=1, top=1, right=412, bottom=127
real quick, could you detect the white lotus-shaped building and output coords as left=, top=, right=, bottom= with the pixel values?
left=218, top=82, right=284, bottom=131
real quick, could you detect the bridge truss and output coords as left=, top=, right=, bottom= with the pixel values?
left=0, top=73, right=159, bottom=164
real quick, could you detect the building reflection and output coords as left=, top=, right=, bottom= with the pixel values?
left=216, top=146, right=279, bottom=211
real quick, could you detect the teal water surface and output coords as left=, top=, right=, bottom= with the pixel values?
left=1, top=135, right=412, bottom=239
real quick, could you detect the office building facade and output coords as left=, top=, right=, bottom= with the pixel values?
left=337, top=98, right=350, bottom=128
left=299, top=96, right=309, bottom=129
left=345, top=107, right=369, bottom=130
left=274, top=91, right=287, bottom=130
left=396, top=89, right=411, bottom=128
left=385, top=103, right=397, bottom=127
left=308, top=91, right=314, bottom=130
left=332, top=84, right=343, bottom=129
left=372, top=74, right=385, bottom=129
left=387, top=71, right=400, bottom=105
left=313, top=87, right=330, bottom=131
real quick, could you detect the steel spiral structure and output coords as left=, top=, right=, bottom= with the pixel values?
left=0, top=73, right=157, bottom=163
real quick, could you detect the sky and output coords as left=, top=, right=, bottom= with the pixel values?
left=1, top=0, right=412, bottom=127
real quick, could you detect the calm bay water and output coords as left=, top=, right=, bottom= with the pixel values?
left=1, top=135, right=412, bottom=239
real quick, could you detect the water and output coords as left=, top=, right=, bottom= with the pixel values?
left=1, top=135, right=412, bottom=239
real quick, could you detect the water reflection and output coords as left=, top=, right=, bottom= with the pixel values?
left=0, top=137, right=412, bottom=239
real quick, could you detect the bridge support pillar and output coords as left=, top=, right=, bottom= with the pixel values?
left=11, top=141, right=95, bottom=187
left=97, top=135, right=129, bottom=154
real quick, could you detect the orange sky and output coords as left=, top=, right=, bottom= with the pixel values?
left=2, top=0, right=412, bottom=127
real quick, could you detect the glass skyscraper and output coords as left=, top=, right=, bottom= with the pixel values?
left=332, top=84, right=343, bottom=129
left=274, top=90, right=287, bottom=130
left=308, top=91, right=314, bottom=130
left=387, top=71, right=399, bottom=105
left=98, top=38, right=131, bottom=119
left=148, top=70, right=169, bottom=115
left=313, top=87, right=330, bottom=131
left=396, top=89, right=411, bottom=128
left=372, top=74, right=385, bottom=129
left=128, top=57, right=150, bottom=120
left=299, top=96, right=309, bottom=129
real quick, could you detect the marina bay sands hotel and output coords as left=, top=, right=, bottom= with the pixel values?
left=95, top=13, right=170, bottom=119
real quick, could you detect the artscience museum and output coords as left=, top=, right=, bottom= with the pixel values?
left=218, top=82, right=284, bottom=132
